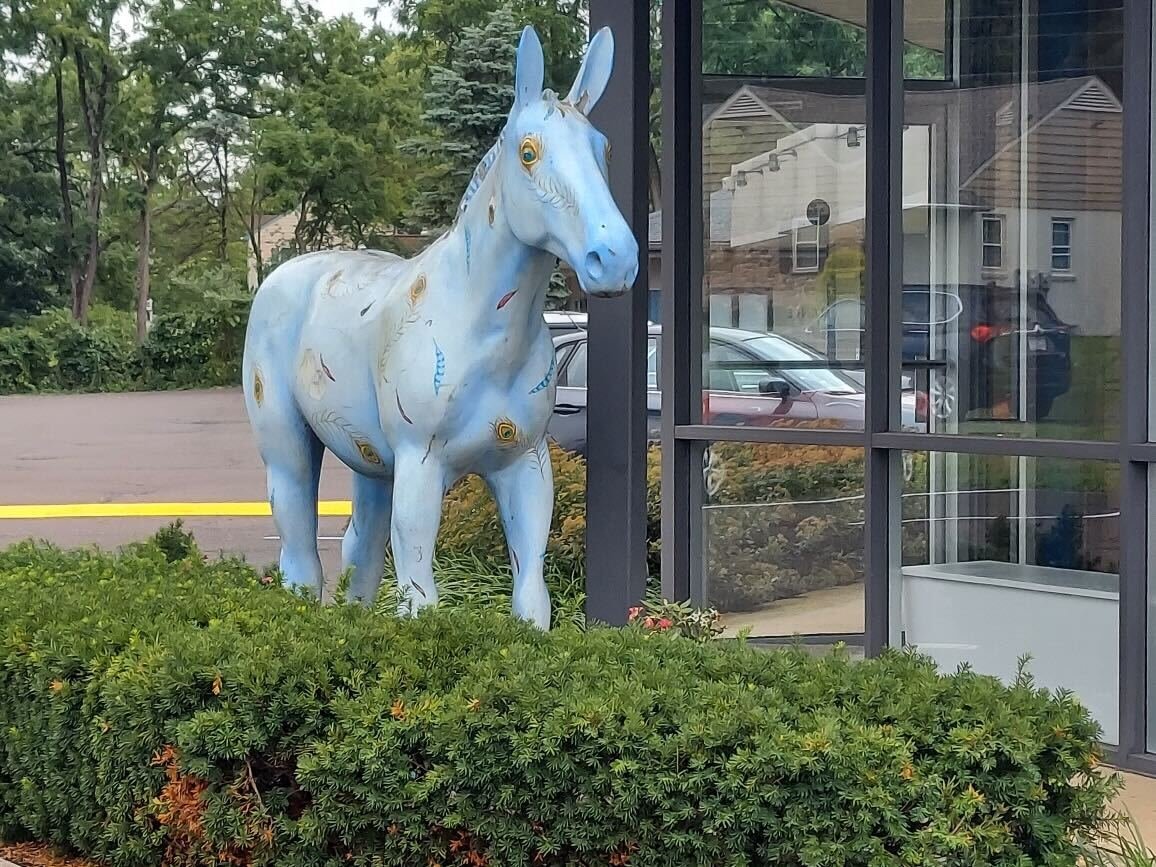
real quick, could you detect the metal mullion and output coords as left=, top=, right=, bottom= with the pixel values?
left=675, top=424, right=864, bottom=448
left=1127, top=443, right=1156, bottom=463
left=1116, top=0, right=1153, bottom=760
left=874, top=432, right=1121, bottom=462
left=585, top=0, right=651, bottom=625
left=659, top=0, right=704, bottom=605
left=864, top=0, right=903, bottom=656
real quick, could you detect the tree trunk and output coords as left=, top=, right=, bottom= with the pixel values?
left=648, top=142, right=662, bottom=213
left=75, top=147, right=105, bottom=326
left=134, top=164, right=157, bottom=344
left=72, top=48, right=111, bottom=326
left=247, top=208, right=264, bottom=286
left=214, top=140, right=230, bottom=261
left=53, top=47, right=84, bottom=320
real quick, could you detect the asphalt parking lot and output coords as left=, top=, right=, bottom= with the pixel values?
left=0, top=388, right=353, bottom=574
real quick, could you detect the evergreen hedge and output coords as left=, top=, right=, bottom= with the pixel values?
left=0, top=537, right=1119, bottom=866
left=0, top=294, right=249, bottom=395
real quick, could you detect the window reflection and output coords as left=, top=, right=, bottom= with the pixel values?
left=903, top=1, right=1123, bottom=438
left=704, top=442, right=866, bottom=637
left=700, top=81, right=875, bottom=431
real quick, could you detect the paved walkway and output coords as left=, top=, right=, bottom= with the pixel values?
left=1118, top=771, right=1156, bottom=846
left=0, top=389, right=351, bottom=575
left=719, top=583, right=865, bottom=637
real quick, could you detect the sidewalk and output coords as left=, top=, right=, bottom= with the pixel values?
left=1119, top=770, right=1156, bottom=845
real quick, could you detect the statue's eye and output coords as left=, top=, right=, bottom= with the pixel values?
left=519, top=136, right=540, bottom=169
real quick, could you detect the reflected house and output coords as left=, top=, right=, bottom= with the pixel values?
left=700, top=77, right=1122, bottom=343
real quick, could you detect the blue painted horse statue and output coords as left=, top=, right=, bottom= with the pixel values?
left=242, top=25, right=638, bottom=628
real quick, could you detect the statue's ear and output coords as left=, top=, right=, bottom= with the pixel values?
left=566, top=26, right=614, bottom=115
left=514, top=26, right=545, bottom=110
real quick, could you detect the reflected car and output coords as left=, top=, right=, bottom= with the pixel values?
left=543, top=310, right=588, bottom=341
left=547, top=325, right=924, bottom=457
left=805, top=284, right=1072, bottom=420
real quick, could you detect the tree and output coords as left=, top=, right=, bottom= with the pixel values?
left=394, top=0, right=585, bottom=86
left=404, top=6, right=521, bottom=230
left=257, top=18, right=422, bottom=253
left=0, top=72, right=69, bottom=323
left=115, top=5, right=210, bottom=340
left=115, top=0, right=292, bottom=340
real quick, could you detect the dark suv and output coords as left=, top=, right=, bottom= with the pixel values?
left=806, top=283, right=1073, bottom=420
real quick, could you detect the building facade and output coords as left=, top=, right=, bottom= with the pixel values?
left=583, top=0, right=1156, bottom=775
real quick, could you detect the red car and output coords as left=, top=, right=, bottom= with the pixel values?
left=548, top=325, right=924, bottom=455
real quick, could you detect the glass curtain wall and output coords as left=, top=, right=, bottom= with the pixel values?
left=895, top=0, right=1126, bottom=746
left=664, top=0, right=1151, bottom=768
left=698, top=0, right=870, bottom=638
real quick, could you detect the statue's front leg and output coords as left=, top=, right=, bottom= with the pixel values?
left=487, top=440, right=554, bottom=629
left=391, top=452, right=445, bottom=615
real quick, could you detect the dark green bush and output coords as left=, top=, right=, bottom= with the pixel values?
left=0, top=307, right=138, bottom=393
left=0, top=537, right=1119, bottom=866
left=0, top=293, right=250, bottom=394
left=138, top=291, right=250, bottom=389
left=0, top=322, right=57, bottom=392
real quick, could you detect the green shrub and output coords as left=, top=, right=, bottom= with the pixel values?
left=0, top=294, right=251, bottom=395
left=0, top=538, right=1120, bottom=866
left=0, top=307, right=138, bottom=393
left=0, top=323, right=57, bottom=392
left=437, top=444, right=589, bottom=581
left=138, top=291, right=250, bottom=389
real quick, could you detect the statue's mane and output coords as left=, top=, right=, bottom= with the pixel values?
left=457, top=139, right=501, bottom=217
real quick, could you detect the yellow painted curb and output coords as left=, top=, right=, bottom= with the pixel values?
left=0, top=501, right=353, bottom=519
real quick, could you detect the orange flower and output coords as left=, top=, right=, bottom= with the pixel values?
left=656, top=618, right=673, bottom=630
left=627, top=607, right=642, bottom=622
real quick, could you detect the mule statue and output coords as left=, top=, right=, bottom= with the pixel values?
left=242, top=25, right=638, bottom=628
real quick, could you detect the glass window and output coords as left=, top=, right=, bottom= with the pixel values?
left=557, top=342, right=587, bottom=388
left=702, top=0, right=947, bottom=79
left=701, top=71, right=868, bottom=429
left=792, top=224, right=822, bottom=272
left=903, top=1, right=1123, bottom=441
left=981, top=215, right=1005, bottom=270
left=1051, top=219, right=1073, bottom=272
left=897, top=452, right=1120, bottom=743
left=703, top=441, right=865, bottom=637
left=646, top=337, right=659, bottom=390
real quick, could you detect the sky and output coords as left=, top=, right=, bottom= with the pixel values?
left=313, top=0, right=399, bottom=28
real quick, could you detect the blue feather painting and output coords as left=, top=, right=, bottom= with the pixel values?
left=529, top=351, right=556, bottom=394
left=433, top=341, right=446, bottom=395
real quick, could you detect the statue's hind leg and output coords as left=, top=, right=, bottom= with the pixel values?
left=264, top=428, right=325, bottom=597
left=247, top=375, right=325, bottom=596
left=341, top=473, right=393, bottom=603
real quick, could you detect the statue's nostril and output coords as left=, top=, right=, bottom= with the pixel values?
left=586, top=249, right=606, bottom=280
